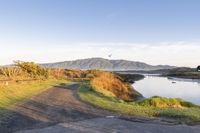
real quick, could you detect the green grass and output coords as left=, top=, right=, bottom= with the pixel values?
left=0, top=79, right=68, bottom=115
left=78, top=83, right=200, bottom=124
left=137, top=96, right=198, bottom=108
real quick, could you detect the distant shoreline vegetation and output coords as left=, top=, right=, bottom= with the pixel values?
left=164, top=67, right=200, bottom=79
left=116, top=67, right=200, bottom=80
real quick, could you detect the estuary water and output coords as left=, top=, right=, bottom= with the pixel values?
left=133, top=75, right=200, bottom=105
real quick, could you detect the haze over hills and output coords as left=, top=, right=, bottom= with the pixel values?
left=41, top=58, right=175, bottom=71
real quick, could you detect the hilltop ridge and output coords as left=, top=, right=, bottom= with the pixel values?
left=41, top=57, right=175, bottom=70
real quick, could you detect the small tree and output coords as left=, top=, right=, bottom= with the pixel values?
left=15, top=61, right=49, bottom=79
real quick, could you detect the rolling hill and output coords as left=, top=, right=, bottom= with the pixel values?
left=41, top=58, right=175, bottom=71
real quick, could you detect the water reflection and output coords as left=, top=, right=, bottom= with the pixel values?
left=133, top=76, right=200, bottom=105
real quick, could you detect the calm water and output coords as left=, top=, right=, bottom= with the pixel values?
left=133, top=75, right=200, bottom=105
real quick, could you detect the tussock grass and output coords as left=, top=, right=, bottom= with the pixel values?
left=90, top=71, right=142, bottom=101
left=78, top=84, right=200, bottom=123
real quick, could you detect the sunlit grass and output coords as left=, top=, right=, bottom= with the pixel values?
left=137, top=96, right=198, bottom=108
left=78, top=83, right=200, bottom=123
left=0, top=79, right=67, bottom=114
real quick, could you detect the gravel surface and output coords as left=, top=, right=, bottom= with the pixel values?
left=17, top=117, right=200, bottom=133
left=0, top=84, right=110, bottom=133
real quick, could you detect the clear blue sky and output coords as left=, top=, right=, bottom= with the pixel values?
left=0, top=0, right=200, bottom=67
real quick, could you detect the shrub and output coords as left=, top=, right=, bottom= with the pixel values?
left=15, top=61, right=49, bottom=79
left=65, top=69, right=86, bottom=78
left=0, top=67, right=20, bottom=78
left=137, top=96, right=198, bottom=108
left=49, top=68, right=65, bottom=78
left=90, top=71, right=142, bottom=101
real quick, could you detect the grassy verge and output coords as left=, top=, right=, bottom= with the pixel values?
left=78, top=83, right=200, bottom=124
left=0, top=79, right=67, bottom=115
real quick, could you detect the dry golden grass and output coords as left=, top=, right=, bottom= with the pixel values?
left=90, top=71, right=136, bottom=101
left=65, top=69, right=87, bottom=78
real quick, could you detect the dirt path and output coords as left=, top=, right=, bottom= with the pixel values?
left=0, top=83, right=111, bottom=133
left=1, top=83, right=200, bottom=133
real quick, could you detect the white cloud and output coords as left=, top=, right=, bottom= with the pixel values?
left=0, top=41, right=200, bottom=67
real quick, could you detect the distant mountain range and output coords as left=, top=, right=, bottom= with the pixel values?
left=41, top=58, right=175, bottom=71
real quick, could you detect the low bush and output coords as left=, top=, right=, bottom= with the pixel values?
left=137, top=96, right=198, bottom=108
left=65, top=69, right=86, bottom=78
left=90, top=71, right=142, bottom=101
left=15, top=61, right=49, bottom=79
left=0, top=67, right=21, bottom=78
